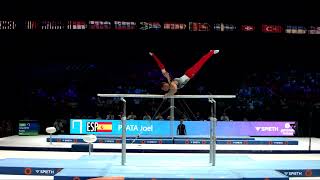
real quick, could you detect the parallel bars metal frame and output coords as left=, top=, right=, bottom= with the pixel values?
left=97, top=93, right=236, bottom=166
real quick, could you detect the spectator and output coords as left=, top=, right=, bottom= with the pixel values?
left=6, top=121, right=13, bottom=136
left=95, top=112, right=102, bottom=119
left=106, top=112, right=115, bottom=120
left=155, top=113, right=164, bottom=120
left=53, top=119, right=64, bottom=134
left=118, top=112, right=124, bottom=120
left=195, top=112, right=203, bottom=121
left=127, top=112, right=137, bottom=120
left=0, top=120, right=4, bottom=137
left=291, top=122, right=299, bottom=137
left=220, top=112, right=230, bottom=121
left=143, top=112, right=152, bottom=120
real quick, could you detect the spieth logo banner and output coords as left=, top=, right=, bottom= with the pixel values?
left=216, top=121, right=295, bottom=136
left=70, top=119, right=295, bottom=136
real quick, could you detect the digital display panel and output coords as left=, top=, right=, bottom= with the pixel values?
left=70, top=119, right=296, bottom=136
left=19, top=120, right=40, bottom=136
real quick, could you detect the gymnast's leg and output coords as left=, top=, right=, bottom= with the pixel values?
left=184, top=50, right=219, bottom=79
left=175, top=50, right=219, bottom=89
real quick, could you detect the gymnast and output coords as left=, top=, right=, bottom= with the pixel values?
left=149, top=50, right=220, bottom=96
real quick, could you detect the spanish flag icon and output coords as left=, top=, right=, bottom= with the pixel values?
left=97, top=122, right=112, bottom=132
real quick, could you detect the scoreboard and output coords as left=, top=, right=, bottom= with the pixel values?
left=18, top=120, right=40, bottom=136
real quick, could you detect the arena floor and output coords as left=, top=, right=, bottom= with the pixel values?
left=0, top=135, right=320, bottom=179
left=0, top=151, right=320, bottom=179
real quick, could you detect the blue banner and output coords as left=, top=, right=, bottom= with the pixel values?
left=70, top=119, right=295, bottom=136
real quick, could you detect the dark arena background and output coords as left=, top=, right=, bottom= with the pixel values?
left=0, top=2, right=320, bottom=180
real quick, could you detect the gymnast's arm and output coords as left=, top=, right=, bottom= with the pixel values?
left=149, top=52, right=171, bottom=83
left=161, top=69, right=171, bottom=83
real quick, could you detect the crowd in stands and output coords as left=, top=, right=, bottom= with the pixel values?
left=31, top=67, right=320, bottom=118
left=233, top=69, right=320, bottom=121
left=1, top=64, right=320, bottom=137
left=0, top=120, right=13, bottom=138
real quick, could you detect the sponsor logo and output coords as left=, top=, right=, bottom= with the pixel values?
left=107, top=140, right=116, bottom=143
left=232, top=141, right=243, bottom=144
left=190, top=140, right=201, bottom=144
left=281, top=123, right=295, bottom=135
left=35, top=169, right=55, bottom=175
left=146, top=140, right=158, bottom=144
left=62, top=139, right=73, bottom=142
left=282, top=171, right=303, bottom=176
left=273, top=141, right=284, bottom=145
left=72, top=119, right=83, bottom=134
left=255, top=127, right=279, bottom=132
left=285, top=123, right=291, bottom=128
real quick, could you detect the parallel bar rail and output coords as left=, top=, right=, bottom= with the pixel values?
left=98, top=94, right=236, bottom=99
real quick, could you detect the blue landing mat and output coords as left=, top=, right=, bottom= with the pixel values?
left=0, top=154, right=319, bottom=179
left=55, top=169, right=288, bottom=180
